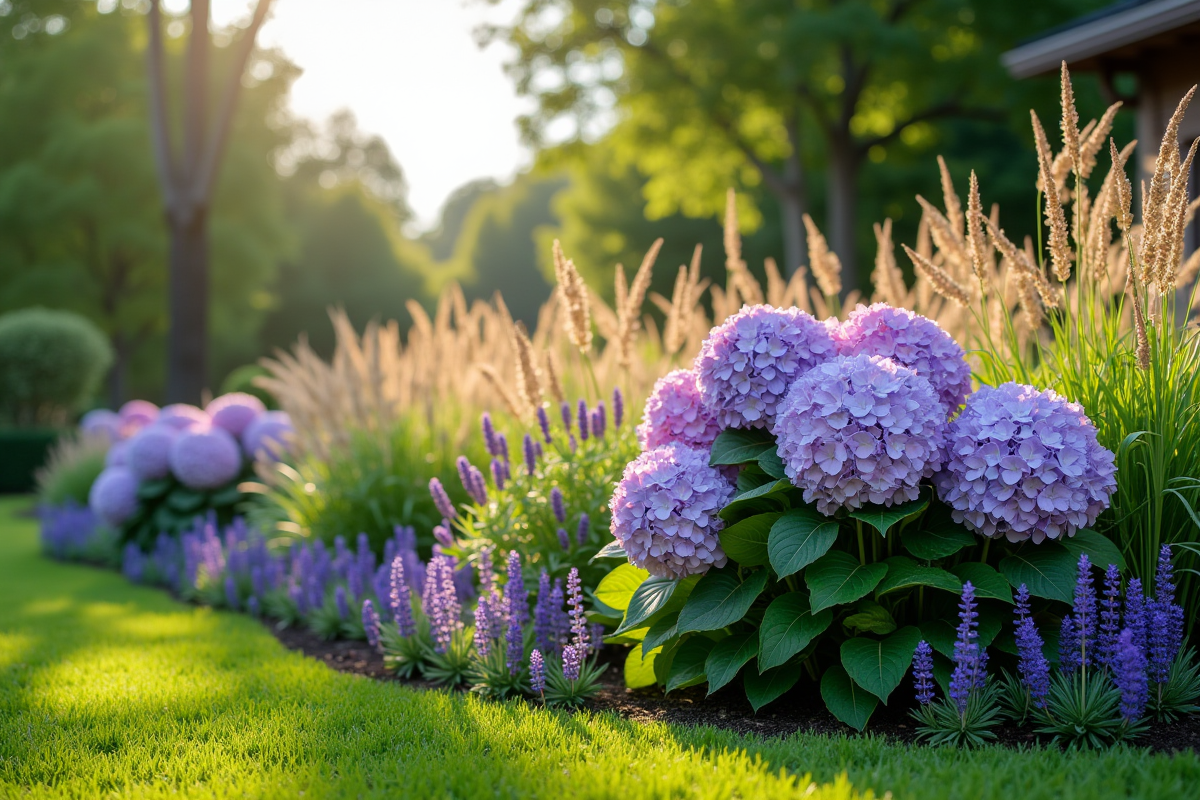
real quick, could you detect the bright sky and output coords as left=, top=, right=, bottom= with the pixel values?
left=209, top=0, right=532, bottom=231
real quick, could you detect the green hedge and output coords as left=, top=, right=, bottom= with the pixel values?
left=0, top=428, right=58, bottom=493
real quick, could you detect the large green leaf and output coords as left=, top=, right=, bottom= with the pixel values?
left=705, top=633, right=758, bottom=694
left=757, top=592, right=833, bottom=671
left=616, top=576, right=679, bottom=633
left=624, top=643, right=660, bottom=688
left=805, top=551, right=887, bottom=613
left=676, top=567, right=769, bottom=633
left=136, top=478, right=173, bottom=501
left=591, top=540, right=627, bottom=561
left=999, top=543, right=1077, bottom=603
left=843, top=601, right=897, bottom=635
left=849, top=493, right=929, bottom=537
left=166, top=488, right=207, bottom=513
left=743, top=660, right=804, bottom=711
left=840, top=627, right=923, bottom=703
left=595, top=563, right=650, bottom=612
left=901, top=511, right=975, bottom=561
left=1061, top=528, right=1126, bottom=571
left=820, top=665, right=878, bottom=731
left=767, top=507, right=840, bottom=578
left=719, top=512, right=782, bottom=567
left=951, top=562, right=1013, bottom=603
left=719, top=479, right=792, bottom=521
left=919, top=611, right=1005, bottom=660
left=666, top=637, right=714, bottom=693
left=874, top=556, right=962, bottom=598
left=757, top=448, right=787, bottom=479
left=642, top=611, right=681, bottom=655
left=710, top=428, right=776, bottom=466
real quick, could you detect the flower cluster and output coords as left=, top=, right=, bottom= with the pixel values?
left=609, top=443, right=734, bottom=578
left=833, top=303, right=972, bottom=413
left=772, top=354, right=946, bottom=513
left=934, top=383, right=1117, bottom=542
left=636, top=369, right=722, bottom=451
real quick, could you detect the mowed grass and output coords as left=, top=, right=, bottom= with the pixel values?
left=1, top=498, right=1198, bottom=799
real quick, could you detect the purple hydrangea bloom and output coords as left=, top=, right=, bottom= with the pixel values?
left=1114, top=627, right=1149, bottom=721
left=1099, top=563, right=1122, bottom=668
left=88, top=467, right=140, bottom=526
left=613, top=387, right=625, bottom=428
left=833, top=303, right=972, bottom=413
left=913, top=640, right=936, bottom=705
left=127, top=424, right=177, bottom=481
left=934, top=382, right=1117, bottom=542
left=772, top=354, right=946, bottom=514
left=242, top=411, right=294, bottom=462
left=206, top=393, right=266, bottom=438
left=530, top=649, right=546, bottom=694
left=609, top=443, right=735, bottom=578
left=949, top=582, right=985, bottom=713
left=695, top=304, right=836, bottom=429
left=119, top=399, right=159, bottom=431
left=362, top=599, right=381, bottom=648
left=429, top=477, right=456, bottom=520
left=1014, top=584, right=1051, bottom=708
left=80, top=409, right=123, bottom=443
left=637, top=369, right=722, bottom=452
left=159, top=403, right=210, bottom=431
left=105, top=440, right=129, bottom=468
left=169, top=428, right=242, bottom=490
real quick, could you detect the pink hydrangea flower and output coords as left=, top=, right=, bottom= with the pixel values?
left=609, top=443, right=735, bottom=578
left=169, top=428, right=243, bottom=490
left=158, top=403, right=210, bottom=431
left=637, top=369, right=722, bottom=451
left=242, top=411, right=294, bottom=462
left=119, top=399, right=159, bottom=432
left=89, top=467, right=139, bottom=526
left=695, top=304, right=836, bottom=430
left=772, top=354, right=947, bottom=514
left=833, top=303, right=973, bottom=413
left=206, top=392, right=266, bottom=438
left=126, top=425, right=177, bottom=481
left=80, top=409, right=122, bottom=443
left=934, top=382, right=1117, bottom=542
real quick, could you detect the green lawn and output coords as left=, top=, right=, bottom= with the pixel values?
left=2, top=497, right=1198, bottom=799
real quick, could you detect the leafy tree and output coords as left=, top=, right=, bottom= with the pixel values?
left=486, top=0, right=1102, bottom=290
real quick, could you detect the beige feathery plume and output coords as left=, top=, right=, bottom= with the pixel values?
left=475, top=363, right=525, bottom=418
left=723, top=190, right=764, bottom=304
left=938, top=155, right=964, bottom=237
left=1110, top=139, right=1133, bottom=234
left=871, top=219, right=907, bottom=305
left=613, top=263, right=628, bottom=322
left=986, top=219, right=1060, bottom=310
left=552, top=239, right=593, bottom=353
left=1132, top=292, right=1150, bottom=369
left=1032, top=110, right=1073, bottom=282
left=1060, top=62, right=1082, bottom=176
left=659, top=265, right=690, bottom=356
left=966, top=171, right=988, bottom=284
left=542, top=350, right=565, bottom=404
left=1162, top=137, right=1200, bottom=290
left=803, top=214, right=843, bottom=297
left=902, top=244, right=970, bottom=306
left=1080, top=102, right=1122, bottom=180
left=615, top=238, right=663, bottom=369
left=1015, top=270, right=1044, bottom=333
left=510, top=320, right=542, bottom=414
left=916, top=194, right=969, bottom=270
left=1177, top=249, right=1200, bottom=289
left=1142, top=86, right=1196, bottom=286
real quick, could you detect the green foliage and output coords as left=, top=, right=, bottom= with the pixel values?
left=1149, top=647, right=1200, bottom=723
left=1034, top=670, right=1128, bottom=749
left=913, top=679, right=1005, bottom=748
left=34, top=433, right=108, bottom=507
left=121, top=473, right=251, bottom=551
left=0, top=308, right=112, bottom=425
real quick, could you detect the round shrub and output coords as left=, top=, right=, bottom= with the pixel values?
left=0, top=308, right=113, bottom=425
left=833, top=303, right=973, bottom=413
left=694, top=304, right=836, bottom=430
left=772, top=354, right=947, bottom=514
left=609, top=443, right=735, bottom=578
left=934, top=382, right=1117, bottom=542
left=88, top=466, right=139, bottom=526
left=242, top=411, right=294, bottom=461
left=637, top=369, right=722, bottom=452
left=126, top=425, right=176, bottom=481
left=169, top=427, right=243, bottom=490
left=158, top=403, right=210, bottom=431
left=206, top=392, right=265, bottom=437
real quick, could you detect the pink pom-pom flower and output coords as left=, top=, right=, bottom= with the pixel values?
left=126, top=425, right=177, bottom=481
left=89, top=467, right=140, bottom=526
left=206, top=392, right=266, bottom=438
left=242, top=411, right=294, bottom=462
left=637, top=369, right=722, bottom=451
left=169, top=427, right=243, bottom=490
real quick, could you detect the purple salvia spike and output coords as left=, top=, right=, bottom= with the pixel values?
left=1149, top=603, right=1173, bottom=684
left=594, top=401, right=607, bottom=438
left=537, top=406, right=553, bottom=444
left=1124, top=577, right=1148, bottom=655
left=362, top=599, right=381, bottom=649
left=429, top=477, right=457, bottom=520
left=456, top=456, right=475, bottom=496
left=433, top=520, right=454, bottom=548
left=912, top=640, right=935, bottom=705
left=560, top=400, right=572, bottom=432
left=562, top=644, right=582, bottom=681
left=491, top=458, right=506, bottom=491
left=550, top=486, right=566, bottom=523
left=613, top=387, right=624, bottom=428
left=1098, top=563, right=1122, bottom=668
left=551, top=579, right=569, bottom=654
left=1114, top=627, right=1149, bottom=721
left=474, top=599, right=493, bottom=657
left=1073, top=553, right=1097, bottom=667
left=506, top=617, right=524, bottom=675
left=557, top=528, right=570, bottom=550
left=225, top=575, right=239, bottom=610
left=523, top=433, right=537, bottom=475
left=482, top=412, right=499, bottom=457
left=1015, top=583, right=1032, bottom=621
left=390, top=555, right=416, bottom=637
left=567, top=567, right=588, bottom=652
left=247, top=595, right=260, bottom=617
left=530, top=649, right=546, bottom=695
left=534, top=570, right=554, bottom=654
left=505, top=551, right=528, bottom=627
left=1059, top=615, right=1080, bottom=672
left=948, top=581, right=980, bottom=714
left=497, top=433, right=510, bottom=464
left=576, top=513, right=590, bottom=547
left=335, top=585, right=349, bottom=620
left=1015, top=609, right=1050, bottom=709
left=577, top=399, right=590, bottom=441
left=469, top=466, right=488, bottom=505
left=477, top=546, right=495, bottom=596
left=1155, top=544, right=1184, bottom=658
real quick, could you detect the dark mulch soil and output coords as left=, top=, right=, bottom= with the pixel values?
left=266, top=620, right=1200, bottom=755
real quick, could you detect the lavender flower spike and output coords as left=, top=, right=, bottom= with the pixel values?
left=913, top=640, right=936, bottom=705
left=1098, top=563, right=1122, bottom=668
left=1014, top=584, right=1050, bottom=709
left=612, top=387, right=624, bottom=428
left=1114, top=627, right=1149, bottom=722
left=534, top=571, right=555, bottom=654
left=1124, top=577, right=1148, bottom=656
left=523, top=433, right=537, bottom=475
left=562, top=644, right=582, bottom=681
left=567, top=567, right=588, bottom=652
left=490, top=458, right=506, bottom=491
left=560, top=401, right=572, bottom=432
left=389, top=555, right=416, bottom=637
left=576, top=513, right=590, bottom=547
left=1059, top=615, right=1080, bottom=673
left=949, top=582, right=982, bottom=713
left=550, top=486, right=566, bottom=523
left=362, top=599, right=381, bottom=649
left=530, top=649, right=547, bottom=695
left=335, top=585, right=349, bottom=620
left=537, top=406, right=553, bottom=444
left=557, top=528, right=570, bottom=550
left=506, top=550, right=529, bottom=627
left=1155, top=544, right=1185, bottom=660
left=429, top=477, right=457, bottom=520
left=474, top=600, right=493, bottom=657
left=481, top=412, right=500, bottom=457
left=1072, top=554, right=1097, bottom=668
left=577, top=399, right=590, bottom=441
left=506, top=618, right=524, bottom=674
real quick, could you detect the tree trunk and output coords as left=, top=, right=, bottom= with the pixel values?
left=779, top=189, right=807, bottom=278
left=108, top=333, right=128, bottom=410
left=165, top=209, right=209, bottom=403
left=826, top=136, right=860, bottom=294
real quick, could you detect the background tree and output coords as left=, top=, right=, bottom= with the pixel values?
left=486, top=0, right=1102, bottom=290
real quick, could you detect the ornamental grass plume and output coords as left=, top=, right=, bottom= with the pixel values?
left=935, top=382, right=1116, bottom=542
left=609, top=443, right=735, bottom=578
left=694, top=304, right=836, bottom=429
left=637, top=368, right=721, bottom=451
left=833, top=303, right=972, bottom=412
left=772, top=354, right=946, bottom=514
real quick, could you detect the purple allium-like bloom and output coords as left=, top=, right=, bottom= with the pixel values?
left=482, top=412, right=500, bottom=457
left=523, top=433, right=537, bottom=475
left=506, top=550, right=528, bottom=627
left=557, top=528, right=570, bottom=550
left=206, top=393, right=266, bottom=438
left=490, top=458, right=506, bottom=491
left=1099, top=563, right=1122, bottom=668
left=637, top=369, right=722, bottom=452
left=576, top=513, right=590, bottom=547
left=242, top=411, right=293, bottom=461
left=389, top=555, right=416, bottom=637
left=362, top=599, right=381, bottom=649
left=537, top=406, right=553, bottom=444
left=1114, top=627, right=1149, bottom=721
left=1071, top=554, right=1097, bottom=668
left=577, top=399, right=590, bottom=441
left=335, top=585, right=349, bottom=620
left=695, top=304, right=836, bottom=429
left=550, top=486, right=566, bottom=523
left=506, top=617, right=524, bottom=674
left=119, top=399, right=159, bottom=430
left=1125, top=578, right=1148, bottom=655
left=1014, top=584, right=1051, bottom=709
left=934, top=382, right=1117, bottom=542
left=949, top=582, right=983, bottom=714
left=105, top=440, right=129, bottom=468
left=429, top=477, right=456, bottom=520
left=81, top=409, right=123, bottom=443
left=530, top=649, right=546, bottom=694
left=833, top=303, right=972, bottom=413
left=913, top=640, right=936, bottom=705
left=567, top=567, right=588, bottom=651
left=613, top=387, right=624, bottom=428
left=772, top=354, right=946, bottom=514
left=609, top=443, right=735, bottom=578
left=88, top=467, right=140, bottom=526
left=127, top=424, right=177, bottom=481
left=159, top=403, right=210, bottom=431
left=562, top=644, right=582, bottom=681
left=169, top=427, right=242, bottom=490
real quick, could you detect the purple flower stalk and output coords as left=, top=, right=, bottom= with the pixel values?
left=390, top=555, right=416, bottom=637
left=469, top=466, right=488, bottom=505
left=335, top=585, right=349, bottom=620
left=506, top=618, right=523, bottom=674
left=1059, top=615, right=1080, bottom=672
left=534, top=570, right=555, bottom=654
left=247, top=596, right=260, bottom=617
left=506, top=551, right=528, bottom=627
left=577, top=399, right=590, bottom=441
left=567, top=567, right=588, bottom=652
left=557, top=528, right=570, bottom=550
left=576, top=513, right=590, bottom=547
left=433, top=520, right=454, bottom=548
left=425, top=554, right=462, bottom=654
left=1114, top=627, right=1149, bottom=721
left=497, top=433, right=510, bottom=466
left=1155, top=544, right=1184, bottom=660
left=550, top=579, right=570, bottom=651
left=1099, top=563, right=1122, bottom=668
left=1149, top=603, right=1174, bottom=684
left=560, top=401, right=572, bottom=433
left=225, top=575, right=239, bottom=610
left=913, top=640, right=936, bottom=705
left=429, top=478, right=456, bottom=520
left=523, top=433, right=537, bottom=475
left=491, top=458, right=506, bottom=491
left=949, top=582, right=983, bottom=713
left=530, top=649, right=546, bottom=694
left=612, top=387, right=624, bottom=428
left=537, top=406, right=553, bottom=444
left=474, top=600, right=494, bottom=657
left=1014, top=584, right=1050, bottom=709
left=1072, top=554, right=1097, bottom=668
left=1124, top=577, right=1148, bottom=656
left=562, top=644, right=582, bottom=681
left=593, top=402, right=607, bottom=438
left=550, top=487, right=566, bottom=523
left=362, top=599, right=381, bottom=649
left=482, top=412, right=500, bottom=457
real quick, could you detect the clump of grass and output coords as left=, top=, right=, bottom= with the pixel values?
left=34, top=432, right=109, bottom=507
